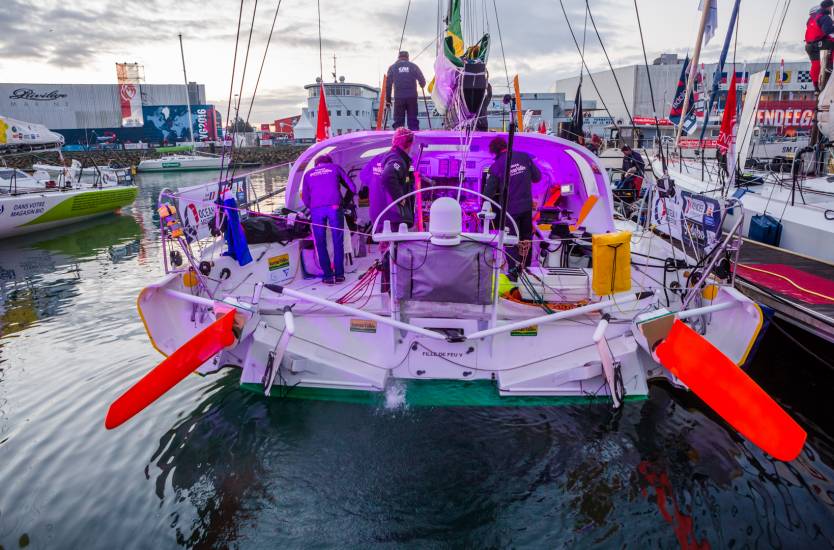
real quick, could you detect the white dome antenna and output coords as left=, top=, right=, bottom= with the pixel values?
left=429, top=197, right=462, bottom=246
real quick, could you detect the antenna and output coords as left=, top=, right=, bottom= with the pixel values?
left=332, top=53, right=337, bottom=83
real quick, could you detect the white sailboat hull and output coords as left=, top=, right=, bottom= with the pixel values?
left=137, top=155, right=227, bottom=172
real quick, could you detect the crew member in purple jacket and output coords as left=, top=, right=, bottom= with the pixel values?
left=301, top=154, right=356, bottom=284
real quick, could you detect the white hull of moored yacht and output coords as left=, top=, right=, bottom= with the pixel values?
left=137, top=155, right=227, bottom=172
left=663, top=160, right=834, bottom=264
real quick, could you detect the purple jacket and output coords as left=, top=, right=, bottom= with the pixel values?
left=301, top=162, right=355, bottom=209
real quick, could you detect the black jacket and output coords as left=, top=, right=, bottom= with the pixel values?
left=622, top=150, right=645, bottom=177
left=378, top=147, right=414, bottom=226
left=385, top=60, right=426, bottom=100
left=484, top=150, right=542, bottom=216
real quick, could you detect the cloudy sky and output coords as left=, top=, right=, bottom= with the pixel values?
left=0, top=0, right=809, bottom=123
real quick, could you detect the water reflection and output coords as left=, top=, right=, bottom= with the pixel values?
left=144, top=375, right=834, bottom=548
left=0, top=215, right=141, bottom=336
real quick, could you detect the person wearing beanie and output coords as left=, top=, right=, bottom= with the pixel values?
left=806, top=0, right=834, bottom=91
left=483, top=135, right=542, bottom=281
left=385, top=51, right=426, bottom=130
left=368, top=128, right=416, bottom=230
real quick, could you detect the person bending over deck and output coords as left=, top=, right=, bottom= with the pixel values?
left=484, top=135, right=542, bottom=281
left=386, top=51, right=426, bottom=131
left=302, top=154, right=356, bottom=285
left=806, top=0, right=834, bottom=91
left=619, top=145, right=645, bottom=193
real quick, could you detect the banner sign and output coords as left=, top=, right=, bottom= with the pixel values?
left=632, top=116, right=674, bottom=126
left=176, top=177, right=248, bottom=241
left=143, top=105, right=218, bottom=143
left=651, top=190, right=722, bottom=251
left=116, top=63, right=144, bottom=128
left=677, top=139, right=719, bottom=149
left=756, top=100, right=815, bottom=128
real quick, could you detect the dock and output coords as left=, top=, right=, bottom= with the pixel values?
left=734, top=239, right=834, bottom=343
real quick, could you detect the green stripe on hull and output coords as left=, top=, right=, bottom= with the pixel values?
left=23, top=187, right=138, bottom=226
left=240, top=380, right=647, bottom=407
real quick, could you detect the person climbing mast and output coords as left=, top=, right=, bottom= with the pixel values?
left=385, top=51, right=426, bottom=130
left=805, top=0, right=834, bottom=92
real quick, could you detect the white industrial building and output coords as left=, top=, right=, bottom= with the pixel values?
left=293, top=77, right=593, bottom=141
left=554, top=53, right=815, bottom=146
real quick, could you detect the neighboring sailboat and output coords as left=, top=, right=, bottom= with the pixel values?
left=657, top=1, right=834, bottom=263
left=137, top=35, right=228, bottom=173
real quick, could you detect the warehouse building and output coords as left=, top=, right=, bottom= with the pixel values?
left=0, top=82, right=221, bottom=147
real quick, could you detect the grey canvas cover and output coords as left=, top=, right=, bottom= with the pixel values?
left=394, top=241, right=493, bottom=305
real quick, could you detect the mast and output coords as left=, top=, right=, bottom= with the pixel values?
left=675, top=0, right=712, bottom=145
left=178, top=33, right=196, bottom=145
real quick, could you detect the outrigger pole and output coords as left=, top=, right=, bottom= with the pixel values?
left=675, top=0, right=712, bottom=145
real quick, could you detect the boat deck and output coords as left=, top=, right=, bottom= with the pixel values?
left=735, top=239, right=834, bottom=342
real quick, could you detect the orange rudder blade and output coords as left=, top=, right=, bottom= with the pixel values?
left=655, top=320, right=806, bottom=461
left=105, top=310, right=237, bottom=429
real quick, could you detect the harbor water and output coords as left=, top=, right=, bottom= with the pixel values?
left=1, top=167, right=833, bottom=548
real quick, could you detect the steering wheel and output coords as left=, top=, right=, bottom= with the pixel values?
left=370, top=185, right=520, bottom=237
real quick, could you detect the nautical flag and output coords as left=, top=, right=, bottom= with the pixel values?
left=699, top=0, right=718, bottom=46
left=430, top=0, right=465, bottom=115
left=717, top=72, right=738, bottom=156
left=563, top=84, right=584, bottom=143
left=779, top=59, right=785, bottom=88
left=315, top=83, right=330, bottom=142
left=670, top=57, right=697, bottom=134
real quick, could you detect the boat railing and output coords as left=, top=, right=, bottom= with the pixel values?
left=681, top=198, right=745, bottom=311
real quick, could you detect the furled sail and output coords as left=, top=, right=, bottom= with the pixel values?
left=429, top=0, right=490, bottom=127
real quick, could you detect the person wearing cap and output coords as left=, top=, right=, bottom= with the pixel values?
left=483, top=135, right=542, bottom=280
left=301, top=154, right=356, bottom=284
left=619, top=144, right=645, bottom=192
left=806, top=0, right=834, bottom=91
left=385, top=51, right=426, bottom=131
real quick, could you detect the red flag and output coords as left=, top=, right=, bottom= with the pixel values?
left=538, top=120, right=547, bottom=134
left=316, top=83, right=331, bottom=142
left=717, top=73, right=738, bottom=154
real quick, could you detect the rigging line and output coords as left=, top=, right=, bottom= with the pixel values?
left=224, top=0, right=260, bottom=183
left=633, top=0, right=667, bottom=171
left=735, top=0, right=790, bottom=175
left=556, top=0, right=620, bottom=134
left=491, top=0, right=511, bottom=92
left=580, top=0, right=589, bottom=78
left=317, top=0, right=324, bottom=81
left=586, top=0, right=635, bottom=127
left=224, top=0, right=246, bottom=137
left=244, top=0, right=284, bottom=124
left=399, top=0, right=412, bottom=52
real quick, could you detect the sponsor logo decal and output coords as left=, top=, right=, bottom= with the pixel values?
left=9, top=88, right=67, bottom=101
left=510, top=325, right=538, bottom=337
left=350, top=319, right=377, bottom=333
left=10, top=200, right=46, bottom=218
left=268, top=254, right=290, bottom=271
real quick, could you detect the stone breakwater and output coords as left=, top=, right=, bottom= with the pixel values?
left=6, top=146, right=308, bottom=171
